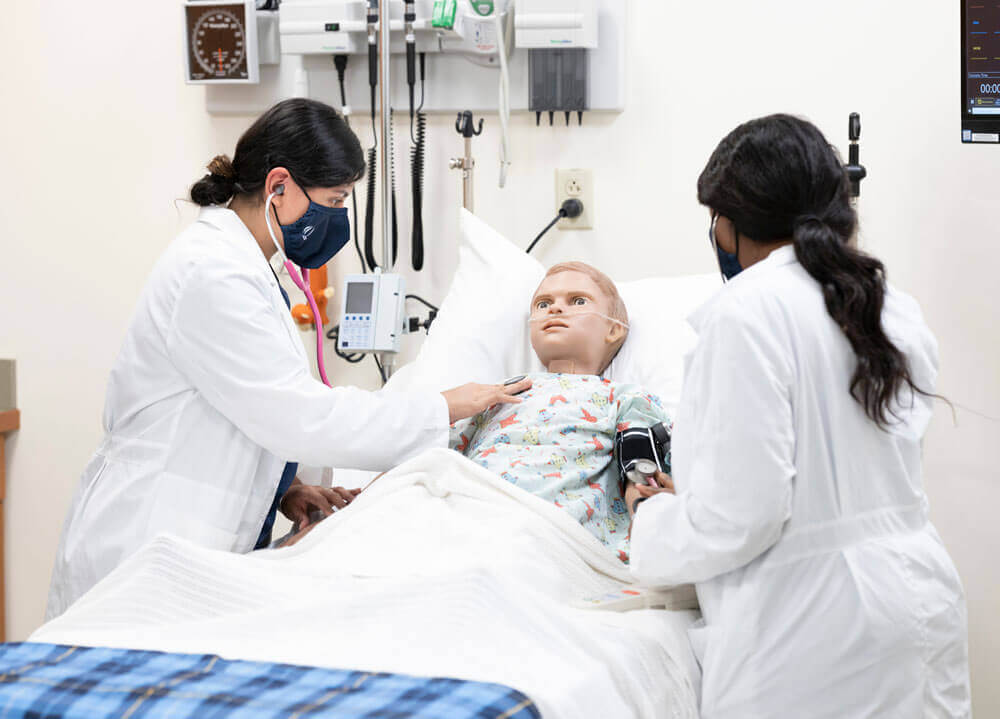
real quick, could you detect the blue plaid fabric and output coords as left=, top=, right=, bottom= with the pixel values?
left=0, top=643, right=540, bottom=719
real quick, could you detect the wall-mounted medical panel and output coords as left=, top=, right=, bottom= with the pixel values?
left=197, top=0, right=625, bottom=117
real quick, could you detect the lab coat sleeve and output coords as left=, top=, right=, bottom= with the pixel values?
left=165, top=263, right=449, bottom=470
left=630, top=302, right=796, bottom=586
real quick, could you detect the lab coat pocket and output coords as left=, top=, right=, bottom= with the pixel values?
left=149, top=471, right=243, bottom=552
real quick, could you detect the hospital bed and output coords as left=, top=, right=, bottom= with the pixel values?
left=0, top=211, right=719, bottom=719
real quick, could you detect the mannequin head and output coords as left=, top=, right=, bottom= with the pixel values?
left=529, top=262, right=629, bottom=376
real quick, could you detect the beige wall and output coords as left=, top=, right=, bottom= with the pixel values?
left=1, top=0, right=997, bottom=714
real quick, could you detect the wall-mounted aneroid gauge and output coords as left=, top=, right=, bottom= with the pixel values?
left=184, top=1, right=259, bottom=84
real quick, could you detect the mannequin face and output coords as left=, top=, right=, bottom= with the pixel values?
left=529, top=271, right=626, bottom=376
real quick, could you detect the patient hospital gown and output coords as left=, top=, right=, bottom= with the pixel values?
left=449, top=373, right=670, bottom=562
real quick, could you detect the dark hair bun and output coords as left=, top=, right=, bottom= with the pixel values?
left=207, top=154, right=236, bottom=179
left=190, top=155, right=238, bottom=206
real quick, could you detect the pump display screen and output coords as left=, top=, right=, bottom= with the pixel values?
left=346, top=282, right=374, bottom=314
left=962, top=0, right=1000, bottom=141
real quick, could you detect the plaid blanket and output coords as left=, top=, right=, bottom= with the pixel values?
left=0, top=643, right=540, bottom=719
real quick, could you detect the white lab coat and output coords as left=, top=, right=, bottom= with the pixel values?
left=47, top=207, right=448, bottom=618
left=630, top=246, right=970, bottom=718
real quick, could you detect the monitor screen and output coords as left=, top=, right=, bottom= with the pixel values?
left=962, top=0, right=1000, bottom=141
left=345, top=282, right=374, bottom=314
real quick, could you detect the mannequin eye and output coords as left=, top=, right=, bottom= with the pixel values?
left=536, top=300, right=550, bottom=310
left=572, top=297, right=588, bottom=306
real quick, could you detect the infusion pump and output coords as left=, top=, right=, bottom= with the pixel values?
left=338, top=271, right=406, bottom=353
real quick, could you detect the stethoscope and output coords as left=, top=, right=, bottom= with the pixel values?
left=264, top=185, right=333, bottom=388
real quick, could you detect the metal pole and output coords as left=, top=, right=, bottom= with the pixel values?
left=450, top=111, right=482, bottom=213
left=463, top=136, right=474, bottom=213
left=375, top=1, right=395, bottom=382
left=378, top=0, right=392, bottom=271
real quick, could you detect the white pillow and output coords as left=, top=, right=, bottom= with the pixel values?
left=387, top=209, right=722, bottom=419
left=606, top=274, right=721, bottom=418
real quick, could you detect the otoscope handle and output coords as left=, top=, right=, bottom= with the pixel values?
left=845, top=111, right=867, bottom=199
left=849, top=112, right=861, bottom=142
left=368, top=44, right=378, bottom=87
left=455, top=110, right=484, bottom=137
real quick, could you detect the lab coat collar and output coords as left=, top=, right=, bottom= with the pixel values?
left=197, top=206, right=306, bottom=359
left=688, top=243, right=797, bottom=331
left=197, top=206, right=276, bottom=276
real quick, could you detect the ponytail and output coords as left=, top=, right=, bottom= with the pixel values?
left=698, top=114, right=932, bottom=429
left=792, top=215, right=917, bottom=428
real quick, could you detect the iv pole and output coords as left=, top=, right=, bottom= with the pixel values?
left=378, top=0, right=392, bottom=270
left=377, top=0, right=395, bottom=379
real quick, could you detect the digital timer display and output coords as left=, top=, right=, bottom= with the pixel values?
left=962, top=0, right=1000, bottom=141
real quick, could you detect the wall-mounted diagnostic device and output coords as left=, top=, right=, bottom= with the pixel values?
left=337, top=271, right=406, bottom=353
left=516, top=0, right=598, bottom=125
left=962, top=0, right=1000, bottom=143
left=184, top=0, right=260, bottom=83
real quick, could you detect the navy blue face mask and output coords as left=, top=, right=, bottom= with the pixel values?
left=272, top=187, right=350, bottom=269
left=710, top=213, right=743, bottom=281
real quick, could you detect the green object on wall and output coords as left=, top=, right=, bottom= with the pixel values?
left=470, top=0, right=495, bottom=16
left=432, top=0, right=458, bottom=28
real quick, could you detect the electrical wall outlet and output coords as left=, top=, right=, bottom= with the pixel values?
left=556, top=168, right=594, bottom=230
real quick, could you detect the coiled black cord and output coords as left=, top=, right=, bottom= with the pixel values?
left=410, top=53, right=426, bottom=271
left=410, top=112, right=426, bottom=271
left=389, top=110, right=399, bottom=267
left=364, top=117, right=379, bottom=271
left=365, top=112, right=400, bottom=270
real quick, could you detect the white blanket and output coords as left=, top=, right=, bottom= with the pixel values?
left=33, top=448, right=699, bottom=719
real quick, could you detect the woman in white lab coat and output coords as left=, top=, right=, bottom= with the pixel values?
left=47, top=99, right=529, bottom=619
left=628, top=115, right=970, bottom=717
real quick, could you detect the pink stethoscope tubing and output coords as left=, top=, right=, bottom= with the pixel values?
left=265, top=190, right=333, bottom=388
left=283, top=262, right=332, bottom=388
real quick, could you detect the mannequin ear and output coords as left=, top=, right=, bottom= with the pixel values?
left=604, top=321, right=626, bottom=347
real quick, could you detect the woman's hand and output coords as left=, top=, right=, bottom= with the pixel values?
left=280, top=481, right=360, bottom=529
left=441, top=378, right=533, bottom=423
left=625, top=472, right=675, bottom=518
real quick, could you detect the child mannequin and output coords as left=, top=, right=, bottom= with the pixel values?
left=450, top=262, right=673, bottom=562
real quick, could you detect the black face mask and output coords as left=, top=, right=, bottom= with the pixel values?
left=709, top=214, right=743, bottom=281
left=269, top=186, right=351, bottom=269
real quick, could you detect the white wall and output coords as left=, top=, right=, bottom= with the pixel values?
left=1, top=0, right=997, bottom=714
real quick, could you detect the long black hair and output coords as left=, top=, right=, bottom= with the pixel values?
left=697, top=113, right=923, bottom=429
left=190, top=98, right=365, bottom=207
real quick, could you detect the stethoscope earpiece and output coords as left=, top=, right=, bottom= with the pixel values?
left=274, top=184, right=285, bottom=196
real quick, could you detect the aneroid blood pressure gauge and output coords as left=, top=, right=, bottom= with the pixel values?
left=184, top=1, right=259, bottom=84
